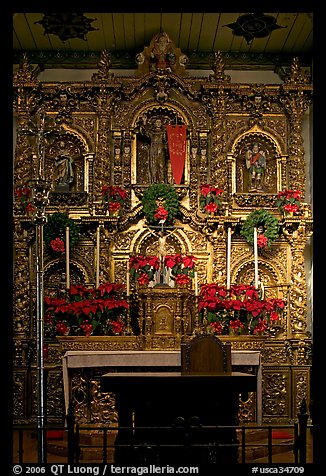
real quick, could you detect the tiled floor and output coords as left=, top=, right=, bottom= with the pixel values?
left=13, top=429, right=314, bottom=464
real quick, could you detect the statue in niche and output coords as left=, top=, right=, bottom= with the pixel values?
left=245, top=142, right=267, bottom=191
left=54, top=140, right=76, bottom=192
left=137, top=115, right=169, bottom=184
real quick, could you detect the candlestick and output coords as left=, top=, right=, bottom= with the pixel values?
left=194, top=271, right=198, bottom=297
left=227, top=227, right=231, bottom=289
left=126, top=265, right=130, bottom=296
left=96, top=227, right=100, bottom=288
left=254, top=227, right=259, bottom=289
left=65, top=226, right=70, bottom=289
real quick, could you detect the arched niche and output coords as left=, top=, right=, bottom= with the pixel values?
left=233, top=259, right=287, bottom=301
left=45, top=127, right=94, bottom=193
left=131, top=105, right=190, bottom=186
left=44, top=259, right=91, bottom=295
left=232, top=130, right=282, bottom=194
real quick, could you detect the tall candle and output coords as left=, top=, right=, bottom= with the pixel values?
left=253, top=227, right=259, bottom=289
left=194, top=271, right=198, bottom=297
left=227, top=227, right=231, bottom=289
left=65, top=226, right=70, bottom=289
left=96, top=227, right=100, bottom=288
left=126, top=267, right=130, bottom=296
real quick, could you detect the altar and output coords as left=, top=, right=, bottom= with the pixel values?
left=62, top=349, right=262, bottom=422
left=100, top=370, right=257, bottom=464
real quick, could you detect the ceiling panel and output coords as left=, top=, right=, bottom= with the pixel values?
left=13, top=12, right=313, bottom=71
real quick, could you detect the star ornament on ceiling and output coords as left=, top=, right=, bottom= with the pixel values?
left=224, top=12, right=286, bottom=45
left=35, top=13, right=98, bottom=42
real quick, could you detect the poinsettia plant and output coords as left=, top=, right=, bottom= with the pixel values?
left=129, top=255, right=160, bottom=285
left=164, top=253, right=197, bottom=286
left=275, top=190, right=301, bottom=216
left=198, top=283, right=285, bottom=336
left=44, top=282, right=129, bottom=337
left=101, top=185, right=127, bottom=215
left=199, top=184, right=223, bottom=215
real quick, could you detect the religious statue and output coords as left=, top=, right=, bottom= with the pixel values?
left=150, top=32, right=176, bottom=72
left=138, top=116, right=169, bottom=184
left=245, top=142, right=267, bottom=191
left=54, top=141, right=75, bottom=191
left=147, top=224, right=177, bottom=286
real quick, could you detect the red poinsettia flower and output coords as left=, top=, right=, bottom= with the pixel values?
left=229, top=319, right=245, bottom=332
left=182, top=255, right=197, bottom=269
left=50, top=237, right=65, bottom=253
left=257, top=233, right=268, bottom=248
left=80, top=320, right=93, bottom=337
left=283, top=203, right=299, bottom=213
left=154, top=206, right=169, bottom=220
left=147, top=256, right=160, bottom=270
left=205, top=202, right=218, bottom=214
left=200, top=184, right=213, bottom=197
left=109, top=201, right=121, bottom=212
left=210, top=321, right=223, bottom=334
left=165, top=254, right=182, bottom=269
left=138, top=272, right=150, bottom=285
left=175, top=274, right=190, bottom=285
left=253, top=318, right=268, bottom=334
left=130, top=255, right=149, bottom=270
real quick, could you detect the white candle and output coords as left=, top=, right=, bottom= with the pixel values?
left=65, top=226, right=70, bottom=289
left=227, top=227, right=231, bottom=289
left=194, top=271, right=198, bottom=297
left=254, top=227, right=259, bottom=289
left=126, top=267, right=130, bottom=296
left=96, top=227, right=100, bottom=288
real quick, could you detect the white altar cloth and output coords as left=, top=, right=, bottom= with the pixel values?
left=62, top=350, right=262, bottom=422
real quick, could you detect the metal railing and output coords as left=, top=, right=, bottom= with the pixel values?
left=13, top=412, right=312, bottom=465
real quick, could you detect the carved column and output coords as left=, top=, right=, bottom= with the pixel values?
left=282, top=222, right=312, bottom=337
left=94, top=89, right=111, bottom=194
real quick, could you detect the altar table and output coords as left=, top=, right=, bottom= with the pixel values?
left=100, top=371, right=257, bottom=464
left=62, top=349, right=262, bottom=422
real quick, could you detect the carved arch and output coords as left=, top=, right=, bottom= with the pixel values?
left=230, top=128, right=282, bottom=194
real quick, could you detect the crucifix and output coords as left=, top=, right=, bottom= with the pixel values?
left=146, top=219, right=180, bottom=286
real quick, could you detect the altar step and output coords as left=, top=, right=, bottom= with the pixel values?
left=237, top=428, right=295, bottom=462
left=46, top=429, right=117, bottom=463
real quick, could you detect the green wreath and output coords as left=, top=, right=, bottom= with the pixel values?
left=240, top=209, right=279, bottom=247
left=44, top=212, right=80, bottom=254
left=142, top=184, right=180, bottom=225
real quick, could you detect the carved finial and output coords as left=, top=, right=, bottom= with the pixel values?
left=13, top=53, right=38, bottom=83
left=91, top=50, right=114, bottom=82
left=210, top=51, right=231, bottom=83
left=285, top=56, right=310, bottom=84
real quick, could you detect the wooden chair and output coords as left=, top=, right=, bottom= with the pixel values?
left=181, top=333, right=232, bottom=374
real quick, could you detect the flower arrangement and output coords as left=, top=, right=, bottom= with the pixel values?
left=164, top=253, right=197, bottom=285
left=240, top=209, right=279, bottom=249
left=275, top=189, right=302, bottom=216
left=199, top=184, right=223, bottom=215
left=44, top=212, right=80, bottom=256
left=142, top=183, right=180, bottom=225
left=129, top=253, right=197, bottom=286
left=129, top=255, right=160, bottom=285
left=44, top=282, right=128, bottom=337
left=15, top=186, right=36, bottom=214
left=101, top=185, right=127, bottom=215
left=198, top=283, right=285, bottom=336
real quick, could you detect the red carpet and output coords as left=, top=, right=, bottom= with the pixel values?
left=272, top=430, right=293, bottom=439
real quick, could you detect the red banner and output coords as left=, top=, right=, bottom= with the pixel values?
left=166, top=124, right=187, bottom=185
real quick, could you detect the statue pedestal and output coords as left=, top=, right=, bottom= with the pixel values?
left=138, top=286, right=196, bottom=349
